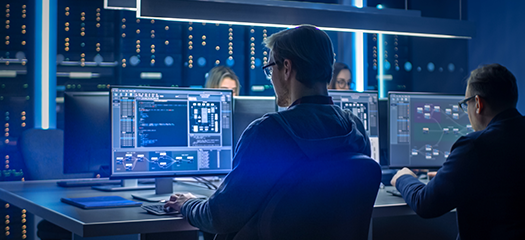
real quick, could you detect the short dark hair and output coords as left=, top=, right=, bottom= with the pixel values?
left=467, top=63, right=518, bottom=110
left=328, top=62, right=352, bottom=89
left=263, top=25, right=335, bottom=87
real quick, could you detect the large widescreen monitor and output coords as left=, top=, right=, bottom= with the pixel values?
left=329, top=90, right=380, bottom=162
left=388, top=92, right=474, bottom=168
left=64, top=91, right=110, bottom=175
left=110, top=87, right=234, bottom=179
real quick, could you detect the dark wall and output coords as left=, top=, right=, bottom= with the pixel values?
left=468, top=0, right=525, bottom=113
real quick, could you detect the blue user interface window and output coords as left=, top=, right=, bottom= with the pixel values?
left=110, top=87, right=233, bottom=178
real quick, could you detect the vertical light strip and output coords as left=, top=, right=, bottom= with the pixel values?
left=378, top=33, right=385, bottom=98
left=352, top=0, right=364, bottom=8
left=354, top=31, right=364, bottom=92
left=41, top=0, right=50, bottom=129
left=352, top=0, right=365, bottom=92
left=34, top=0, right=56, bottom=129
left=34, top=0, right=43, bottom=129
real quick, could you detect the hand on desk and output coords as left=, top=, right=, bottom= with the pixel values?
left=390, top=167, right=418, bottom=187
left=428, top=171, right=437, bottom=179
left=164, top=193, right=197, bottom=212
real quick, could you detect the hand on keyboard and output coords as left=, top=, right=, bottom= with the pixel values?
left=163, top=193, right=197, bottom=212
left=142, top=204, right=180, bottom=215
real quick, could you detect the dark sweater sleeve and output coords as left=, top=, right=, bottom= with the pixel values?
left=180, top=117, right=284, bottom=234
left=396, top=136, right=476, bottom=218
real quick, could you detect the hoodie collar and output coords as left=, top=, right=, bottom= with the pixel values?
left=289, top=95, right=333, bottom=108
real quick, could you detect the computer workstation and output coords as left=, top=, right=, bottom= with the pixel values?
left=108, top=87, right=234, bottom=201
left=384, top=92, right=474, bottom=196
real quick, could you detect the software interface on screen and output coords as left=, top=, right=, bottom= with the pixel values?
left=329, top=91, right=380, bottom=162
left=389, top=93, right=474, bottom=168
left=110, top=87, right=233, bottom=177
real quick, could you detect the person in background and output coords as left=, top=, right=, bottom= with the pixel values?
left=205, top=66, right=241, bottom=96
left=391, top=63, right=525, bottom=239
left=328, top=62, right=352, bottom=90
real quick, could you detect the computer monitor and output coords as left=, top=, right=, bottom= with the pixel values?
left=64, top=91, right=110, bottom=175
left=110, top=86, right=234, bottom=200
left=233, top=96, right=276, bottom=148
left=388, top=92, right=474, bottom=168
left=329, top=90, right=380, bottom=162
left=378, top=99, right=389, bottom=166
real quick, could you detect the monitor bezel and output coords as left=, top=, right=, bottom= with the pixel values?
left=109, top=85, right=234, bottom=179
left=387, top=91, right=467, bottom=169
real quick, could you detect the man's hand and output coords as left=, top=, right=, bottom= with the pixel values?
left=428, top=171, right=437, bottom=179
left=164, top=193, right=197, bottom=212
left=390, top=167, right=418, bottom=187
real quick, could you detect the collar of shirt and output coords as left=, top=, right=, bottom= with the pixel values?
left=487, top=108, right=522, bottom=126
left=289, top=95, right=334, bottom=108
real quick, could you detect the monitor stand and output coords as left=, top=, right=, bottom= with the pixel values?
left=91, top=179, right=155, bottom=191
left=131, top=178, right=176, bottom=202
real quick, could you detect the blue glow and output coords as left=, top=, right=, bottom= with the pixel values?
left=384, top=60, right=391, bottom=70
left=427, top=62, right=435, bottom=72
left=226, top=58, right=235, bottom=67
left=378, top=33, right=385, bottom=98
left=404, top=62, right=413, bottom=71
left=198, top=57, right=206, bottom=67
left=376, top=4, right=384, bottom=9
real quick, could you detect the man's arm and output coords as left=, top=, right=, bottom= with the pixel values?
left=395, top=136, right=476, bottom=218
left=179, top=116, right=293, bottom=234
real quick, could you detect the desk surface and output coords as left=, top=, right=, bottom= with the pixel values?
left=0, top=180, right=410, bottom=237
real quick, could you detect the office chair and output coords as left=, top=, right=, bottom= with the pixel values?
left=18, top=128, right=93, bottom=180
left=18, top=129, right=96, bottom=240
left=258, top=153, right=381, bottom=240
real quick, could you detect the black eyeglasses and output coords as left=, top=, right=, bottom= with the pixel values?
left=458, top=96, right=475, bottom=113
left=262, top=62, right=276, bottom=79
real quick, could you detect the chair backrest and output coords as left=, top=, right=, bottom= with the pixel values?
left=258, top=153, right=381, bottom=240
left=18, top=128, right=93, bottom=180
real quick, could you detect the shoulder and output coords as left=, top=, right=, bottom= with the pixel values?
left=237, top=114, right=282, bottom=143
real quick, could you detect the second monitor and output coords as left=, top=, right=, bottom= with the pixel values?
left=389, top=92, right=474, bottom=168
left=329, top=91, right=379, bottom=162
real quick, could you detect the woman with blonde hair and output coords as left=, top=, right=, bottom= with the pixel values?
left=205, top=66, right=241, bottom=96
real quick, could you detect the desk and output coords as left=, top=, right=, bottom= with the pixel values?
left=0, top=180, right=420, bottom=239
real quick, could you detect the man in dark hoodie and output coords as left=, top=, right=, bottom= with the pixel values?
left=164, top=25, right=373, bottom=239
left=391, top=64, right=525, bottom=239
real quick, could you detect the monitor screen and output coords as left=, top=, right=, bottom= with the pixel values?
left=329, top=90, right=380, bottom=162
left=110, top=87, right=234, bottom=178
left=64, top=91, right=110, bottom=174
left=233, top=96, right=276, bottom=148
left=389, top=92, right=474, bottom=168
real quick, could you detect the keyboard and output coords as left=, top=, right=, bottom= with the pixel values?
left=386, top=189, right=403, bottom=197
left=57, top=179, right=122, bottom=187
left=142, top=203, right=180, bottom=215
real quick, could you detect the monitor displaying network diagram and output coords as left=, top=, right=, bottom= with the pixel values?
left=389, top=92, right=474, bottom=168
left=329, top=90, right=380, bottom=162
left=110, top=87, right=234, bottom=178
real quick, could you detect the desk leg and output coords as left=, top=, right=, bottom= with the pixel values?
left=72, top=233, right=140, bottom=240
left=368, top=219, right=373, bottom=240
